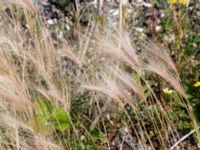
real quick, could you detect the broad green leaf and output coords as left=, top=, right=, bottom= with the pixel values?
left=51, top=108, right=71, bottom=132
left=53, top=108, right=70, bottom=122
left=54, top=122, right=71, bottom=132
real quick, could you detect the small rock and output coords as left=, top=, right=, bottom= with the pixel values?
left=135, top=27, right=144, bottom=32
left=47, top=19, right=54, bottom=25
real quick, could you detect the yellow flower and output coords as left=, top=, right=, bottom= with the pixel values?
left=193, top=81, right=200, bottom=87
left=169, top=0, right=177, bottom=4
left=178, top=0, right=189, bottom=5
left=163, top=88, right=173, bottom=95
left=169, top=0, right=189, bottom=5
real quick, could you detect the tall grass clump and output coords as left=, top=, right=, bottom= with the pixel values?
left=0, top=0, right=199, bottom=149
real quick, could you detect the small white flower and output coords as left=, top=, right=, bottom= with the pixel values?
left=155, top=26, right=161, bottom=31
left=163, top=88, right=173, bottom=95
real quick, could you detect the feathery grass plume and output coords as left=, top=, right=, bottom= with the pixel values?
left=0, top=39, right=62, bottom=149
left=119, top=32, right=141, bottom=67
left=7, top=0, right=36, bottom=13
left=99, top=32, right=141, bottom=74
left=3, top=26, right=69, bottom=109
left=142, top=41, right=177, bottom=72
left=0, top=115, right=33, bottom=150
left=0, top=0, right=198, bottom=148
left=34, top=136, right=62, bottom=150
left=110, top=67, right=145, bottom=99
left=0, top=75, right=33, bottom=112
left=0, top=52, right=33, bottom=112
left=82, top=84, right=124, bottom=109
left=25, top=52, right=70, bottom=110
left=35, top=84, right=70, bottom=111
left=57, top=43, right=82, bottom=67
left=145, top=59, right=186, bottom=97
left=0, top=114, right=61, bottom=150
left=0, top=5, right=66, bottom=148
left=83, top=74, right=138, bottom=107
left=0, top=114, right=33, bottom=131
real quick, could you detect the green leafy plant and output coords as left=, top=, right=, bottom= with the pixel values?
left=30, top=98, right=71, bottom=133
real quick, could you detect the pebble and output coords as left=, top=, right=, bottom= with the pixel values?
left=135, top=27, right=144, bottom=32
left=47, top=19, right=54, bottom=25
left=141, top=2, right=152, bottom=8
